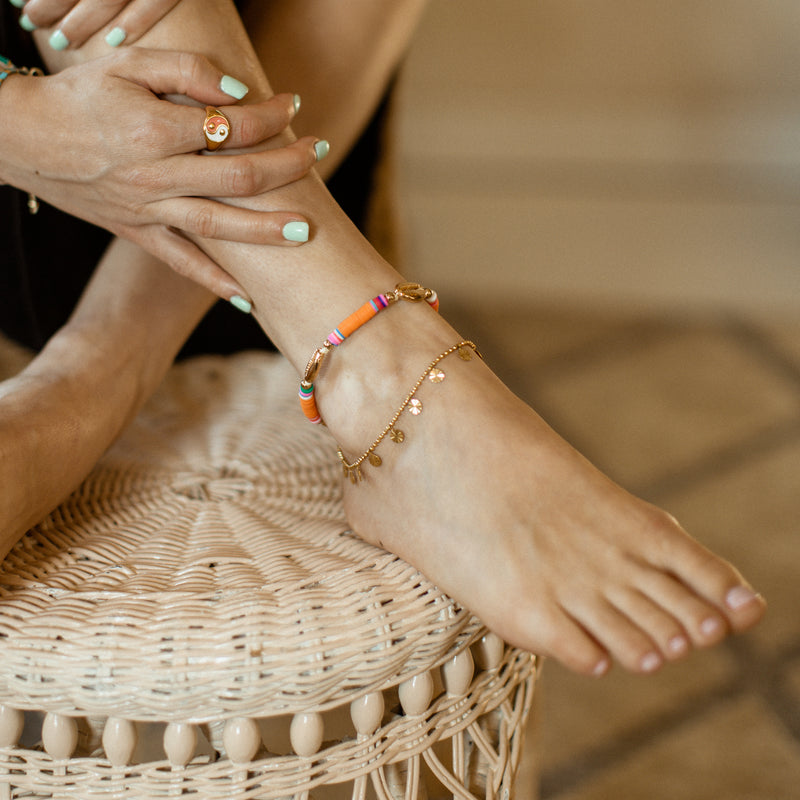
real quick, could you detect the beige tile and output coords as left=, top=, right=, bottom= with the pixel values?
left=666, top=437, right=800, bottom=655
left=750, top=315, right=800, bottom=371
left=548, top=694, right=800, bottom=800
left=527, top=326, right=800, bottom=487
left=783, top=656, right=800, bottom=701
left=535, top=646, right=737, bottom=774
left=445, top=303, right=657, bottom=399
left=395, top=187, right=800, bottom=316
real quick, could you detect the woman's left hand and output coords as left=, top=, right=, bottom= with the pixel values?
left=18, top=0, right=180, bottom=50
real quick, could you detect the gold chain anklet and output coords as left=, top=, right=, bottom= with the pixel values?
left=336, top=340, right=480, bottom=483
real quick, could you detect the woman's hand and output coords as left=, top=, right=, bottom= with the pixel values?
left=0, top=49, right=321, bottom=302
left=18, top=0, right=180, bottom=51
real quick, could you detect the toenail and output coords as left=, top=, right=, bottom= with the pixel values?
left=668, top=635, right=689, bottom=656
left=592, top=658, right=610, bottom=677
left=726, top=586, right=760, bottom=610
left=701, top=616, right=722, bottom=638
left=640, top=652, right=662, bottom=672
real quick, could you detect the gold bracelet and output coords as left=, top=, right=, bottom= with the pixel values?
left=336, top=341, right=481, bottom=483
left=0, top=55, right=44, bottom=215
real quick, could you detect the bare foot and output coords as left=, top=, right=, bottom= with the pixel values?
left=317, top=305, right=766, bottom=676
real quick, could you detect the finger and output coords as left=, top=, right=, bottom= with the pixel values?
left=167, top=138, right=321, bottom=198
left=39, top=0, right=129, bottom=49
left=126, top=224, right=253, bottom=306
left=171, top=95, right=300, bottom=152
left=102, top=0, right=181, bottom=47
left=16, top=0, right=77, bottom=30
left=109, top=48, right=254, bottom=107
left=158, top=199, right=312, bottom=246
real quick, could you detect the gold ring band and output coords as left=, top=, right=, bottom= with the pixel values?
left=203, top=106, right=230, bottom=151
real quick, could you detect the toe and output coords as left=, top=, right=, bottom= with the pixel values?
left=635, top=569, right=729, bottom=648
left=645, top=511, right=766, bottom=635
left=609, top=587, right=692, bottom=662
left=528, top=606, right=612, bottom=677
left=573, top=597, right=665, bottom=674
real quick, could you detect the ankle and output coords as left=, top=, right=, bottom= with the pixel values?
left=311, top=300, right=461, bottom=450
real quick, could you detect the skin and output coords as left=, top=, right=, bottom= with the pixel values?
left=0, top=47, right=321, bottom=301
left=0, top=0, right=765, bottom=677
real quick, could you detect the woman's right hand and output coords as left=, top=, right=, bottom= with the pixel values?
left=0, top=48, right=322, bottom=303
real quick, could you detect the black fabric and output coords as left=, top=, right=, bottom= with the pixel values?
left=1, top=5, right=388, bottom=357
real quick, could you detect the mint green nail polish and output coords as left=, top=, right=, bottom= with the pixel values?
left=9, top=0, right=25, bottom=9
left=293, top=94, right=301, bottom=114
left=314, top=140, right=330, bottom=161
left=19, top=13, right=36, bottom=31
left=282, top=221, right=309, bottom=243
left=220, top=74, right=248, bottom=100
left=49, top=29, right=69, bottom=50
left=105, top=26, right=126, bottom=47
left=229, top=295, right=252, bottom=314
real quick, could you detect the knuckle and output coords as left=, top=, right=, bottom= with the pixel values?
left=223, top=159, right=260, bottom=196
left=185, top=205, right=221, bottom=238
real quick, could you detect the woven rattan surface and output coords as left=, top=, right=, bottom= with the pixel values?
left=0, top=348, right=481, bottom=723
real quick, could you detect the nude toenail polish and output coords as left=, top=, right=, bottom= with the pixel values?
left=668, top=635, right=689, bottom=656
left=701, top=617, right=722, bottom=638
left=592, top=658, right=610, bottom=677
left=640, top=652, right=662, bottom=672
left=726, top=586, right=759, bottom=610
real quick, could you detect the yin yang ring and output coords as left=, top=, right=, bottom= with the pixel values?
left=203, top=106, right=230, bottom=151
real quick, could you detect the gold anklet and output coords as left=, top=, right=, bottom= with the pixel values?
left=336, top=341, right=480, bottom=483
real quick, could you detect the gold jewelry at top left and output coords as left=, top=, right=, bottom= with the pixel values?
left=0, top=54, right=44, bottom=214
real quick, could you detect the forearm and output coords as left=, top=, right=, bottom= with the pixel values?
left=0, top=239, right=213, bottom=557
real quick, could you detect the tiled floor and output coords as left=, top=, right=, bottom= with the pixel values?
left=391, top=4, right=800, bottom=794
left=444, top=301, right=800, bottom=799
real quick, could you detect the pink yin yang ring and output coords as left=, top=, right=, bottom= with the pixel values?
left=203, top=106, right=230, bottom=151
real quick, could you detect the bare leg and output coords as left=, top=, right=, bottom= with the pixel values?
left=30, top=0, right=765, bottom=675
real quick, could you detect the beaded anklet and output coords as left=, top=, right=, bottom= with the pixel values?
left=337, top=341, right=480, bottom=483
left=299, top=282, right=439, bottom=425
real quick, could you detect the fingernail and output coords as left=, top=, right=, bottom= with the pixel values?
left=314, top=140, right=330, bottom=162
left=282, top=221, right=309, bottom=243
left=668, top=635, right=689, bottom=656
left=105, top=26, right=126, bottom=47
left=726, top=586, right=760, bottom=610
left=220, top=75, right=248, bottom=100
left=701, top=616, right=722, bottom=638
left=9, top=0, right=25, bottom=9
left=48, top=29, right=69, bottom=50
left=293, top=94, right=301, bottom=113
left=640, top=652, right=662, bottom=673
left=229, top=295, right=252, bottom=314
left=592, top=658, right=610, bottom=677
left=19, top=13, right=36, bottom=31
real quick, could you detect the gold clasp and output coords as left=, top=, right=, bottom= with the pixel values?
left=392, top=282, right=432, bottom=303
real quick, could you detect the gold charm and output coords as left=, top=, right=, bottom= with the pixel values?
left=389, top=428, right=405, bottom=443
left=428, top=368, right=445, bottom=383
left=458, top=346, right=473, bottom=361
left=368, top=452, right=382, bottom=467
left=409, top=398, right=423, bottom=415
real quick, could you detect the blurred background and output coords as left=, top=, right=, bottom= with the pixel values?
left=389, top=2, right=800, bottom=798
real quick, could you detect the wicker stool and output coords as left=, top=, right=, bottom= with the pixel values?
left=0, top=349, right=537, bottom=799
